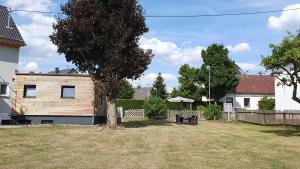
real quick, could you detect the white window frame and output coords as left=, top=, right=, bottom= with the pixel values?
left=0, top=83, right=9, bottom=97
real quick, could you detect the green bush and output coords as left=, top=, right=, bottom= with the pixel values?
left=258, top=97, right=275, bottom=110
left=116, top=99, right=144, bottom=110
left=203, top=105, right=222, bottom=120
left=144, top=97, right=168, bottom=120
left=196, top=105, right=207, bottom=112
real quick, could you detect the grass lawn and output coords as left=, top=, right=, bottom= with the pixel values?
left=0, top=120, right=300, bottom=169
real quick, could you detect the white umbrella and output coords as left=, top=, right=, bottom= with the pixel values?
left=167, top=96, right=194, bottom=103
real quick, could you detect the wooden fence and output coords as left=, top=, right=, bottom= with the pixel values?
left=237, top=111, right=300, bottom=126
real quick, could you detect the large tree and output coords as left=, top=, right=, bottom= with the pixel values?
left=200, top=44, right=239, bottom=102
left=151, top=73, right=168, bottom=99
left=171, top=64, right=203, bottom=102
left=261, top=31, right=300, bottom=103
left=116, top=80, right=135, bottom=99
left=50, top=0, right=153, bottom=128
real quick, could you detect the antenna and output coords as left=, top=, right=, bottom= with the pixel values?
left=6, top=7, right=12, bottom=29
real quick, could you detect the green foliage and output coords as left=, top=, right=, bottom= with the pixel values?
left=196, top=105, right=207, bottom=112
left=203, top=105, right=222, bottom=120
left=261, top=31, right=300, bottom=103
left=116, top=100, right=145, bottom=110
left=171, top=64, right=204, bottom=102
left=258, top=97, right=275, bottom=110
left=116, top=80, right=134, bottom=99
left=151, top=73, right=168, bottom=99
left=200, top=44, right=240, bottom=102
left=144, top=97, right=168, bottom=120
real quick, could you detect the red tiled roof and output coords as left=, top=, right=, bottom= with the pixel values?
left=235, top=75, right=275, bottom=95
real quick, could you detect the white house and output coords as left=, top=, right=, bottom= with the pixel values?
left=220, top=75, right=275, bottom=111
left=275, top=79, right=300, bottom=111
left=0, top=6, right=25, bottom=123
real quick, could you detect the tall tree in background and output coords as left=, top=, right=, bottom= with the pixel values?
left=151, top=73, right=168, bottom=99
left=171, top=64, right=203, bottom=101
left=50, top=0, right=153, bottom=128
left=261, top=31, right=300, bottom=103
left=116, top=80, right=135, bottom=99
left=200, top=44, right=239, bottom=102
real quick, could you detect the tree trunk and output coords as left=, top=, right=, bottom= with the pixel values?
left=107, top=98, right=117, bottom=128
left=292, top=83, right=300, bottom=104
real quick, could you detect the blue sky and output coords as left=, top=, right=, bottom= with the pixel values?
left=1, top=0, right=300, bottom=90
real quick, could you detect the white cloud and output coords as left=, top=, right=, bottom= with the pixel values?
left=25, top=62, right=38, bottom=72
left=140, top=38, right=204, bottom=66
left=5, top=0, right=62, bottom=71
left=131, top=73, right=178, bottom=92
left=237, top=63, right=257, bottom=71
left=5, top=0, right=52, bottom=13
left=268, top=4, right=300, bottom=31
left=226, top=43, right=251, bottom=53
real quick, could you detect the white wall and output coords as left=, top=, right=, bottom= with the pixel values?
left=275, top=79, right=300, bottom=111
left=0, top=45, right=20, bottom=120
left=220, top=93, right=274, bottom=111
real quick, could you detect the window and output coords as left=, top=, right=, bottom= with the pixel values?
left=41, top=120, right=53, bottom=124
left=23, top=85, right=36, bottom=98
left=61, top=86, right=75, bottom=98
left=226, top=97, right=233, bottom=105
left=244, top=98, right=250, bottom=108
left=0, top=83, right=8, bottom=96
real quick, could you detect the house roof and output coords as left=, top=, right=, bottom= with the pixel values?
left=0, top=6, right=25, bottom=47
left=133, top=87, right=152, bottom=100
left=48, top=68, right=78, bottom=75
left=235, top=75, right=275, bottom=95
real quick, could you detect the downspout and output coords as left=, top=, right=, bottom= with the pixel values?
left=92, top=81, right=96, bottom=125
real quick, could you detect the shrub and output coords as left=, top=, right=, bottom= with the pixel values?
left=258, top=97, right=275, bottom=110
left=144, top=97, right=168, bottom=120
left=196, top=105, right=207, bottom=112
left=203, top=105, right=222, bottom=120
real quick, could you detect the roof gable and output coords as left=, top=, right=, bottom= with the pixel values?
left=0, top=6, right=25, bottom=47
left=235, top=75, right=275, bottom=95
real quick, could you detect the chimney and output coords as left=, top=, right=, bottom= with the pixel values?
left=55, top=67, right=59, bottom=74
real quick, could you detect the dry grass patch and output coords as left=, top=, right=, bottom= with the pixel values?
left=0, top=121, right=299, bottom=169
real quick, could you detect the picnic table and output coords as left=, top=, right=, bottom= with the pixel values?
left=176, top=114, right=198, bottom=125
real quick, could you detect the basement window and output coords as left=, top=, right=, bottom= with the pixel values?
left=23, top=85, right=36, bottom=98
left=41, top=120, right=53, bottom=124
left=61, top=86, right=75, bottom=98
left=0, top=83, right=8, bottom=96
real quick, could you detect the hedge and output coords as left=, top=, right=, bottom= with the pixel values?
left=116, top=99, right=145, bottom=110
left=116, top=99, right=189, bottom=110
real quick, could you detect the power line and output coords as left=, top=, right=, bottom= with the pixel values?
left=9, top=7, right=300, bottom=18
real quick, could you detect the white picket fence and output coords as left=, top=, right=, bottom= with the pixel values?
left=121, top=109, right=235, bottom=121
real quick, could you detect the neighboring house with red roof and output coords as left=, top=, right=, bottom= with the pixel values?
left=220, top=75, right=275, bottom=111
left=0, top=6, right=25, bottom=123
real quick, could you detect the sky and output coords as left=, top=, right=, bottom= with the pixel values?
left=1, top=0, right=300, bottom=91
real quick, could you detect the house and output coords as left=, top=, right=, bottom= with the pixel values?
left=275, top=79, right=300, bottom=111
left=0, top=6, right=25, bottom=123
left=132, top=85, right=152, bottom=100
left=11, top=73, right=106, bottom=125
left=220, top=75, right=275, bottom=111
left=48, top=67, right=78, bottom=75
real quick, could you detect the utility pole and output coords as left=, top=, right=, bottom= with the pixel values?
left=206, top=65, right=211, bottom=107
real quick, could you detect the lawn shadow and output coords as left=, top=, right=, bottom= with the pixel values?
left=260, top=127, right=300, bottom=137
left=121, top=120, right=174, bottom=128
